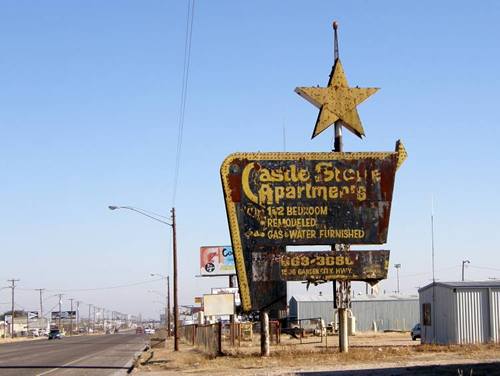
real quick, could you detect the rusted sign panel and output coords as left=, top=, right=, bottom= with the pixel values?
left=252, top=250, right=389, bottom=282
left=221, top=145, right=405, bottom=312
left=223, top=152, right=400, bottom=246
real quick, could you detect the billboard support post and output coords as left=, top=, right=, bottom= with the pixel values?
left=229, top=275, right=235, bottom=345
left=260, top=311, right=270, bottom=357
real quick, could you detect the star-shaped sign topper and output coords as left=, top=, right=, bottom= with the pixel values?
left=295, top=23, right=379, bottom=140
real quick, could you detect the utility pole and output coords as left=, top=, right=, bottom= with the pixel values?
left=172, top=207, right=179, bottom=351
left=167, top=276, right=171, bottom=338
left=35, top=288, right=45, bottom=319
left=69, top=298, right=74, bottom=335
left=93, top=306, right=96, bottom=333
left=8, top=279, right=19, bottom=338
left=58, top=294, right=64, bottom=331
left=108, top=204, right=179, bottom=350
left=76, top=301, right=81, bottom=334
left=88, top=304, right=92, bottom=333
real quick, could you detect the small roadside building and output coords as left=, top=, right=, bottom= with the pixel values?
left=289, top=294, right=419, bottom=332
left=418, top=281, right=500, bottom=344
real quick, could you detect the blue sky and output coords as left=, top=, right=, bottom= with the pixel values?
left=1, top=0, right=500, bottom=318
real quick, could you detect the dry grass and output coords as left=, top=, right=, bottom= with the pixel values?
left=135, top=334, right=500, bottom=375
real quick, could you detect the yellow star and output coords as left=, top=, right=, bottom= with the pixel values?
left=295, top=59, right=378, bottom=139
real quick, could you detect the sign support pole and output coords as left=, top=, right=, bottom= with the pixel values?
left=260, top=310, right=270, bottom=356
left=332, top=21, right=349, bottom=354
left=229, top=275, right=235, bottom=346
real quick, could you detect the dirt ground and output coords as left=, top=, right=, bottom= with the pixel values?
left=134, top=332, right=500, bottom=375
left=0, top=336, right=44, bottom=344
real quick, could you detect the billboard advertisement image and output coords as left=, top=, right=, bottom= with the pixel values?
left=200, top=246, right=235, bottom=276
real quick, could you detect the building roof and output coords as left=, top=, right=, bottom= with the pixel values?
left=418, top=281, right=500, bottom=293
left=290, top=294, right=418, bottom=303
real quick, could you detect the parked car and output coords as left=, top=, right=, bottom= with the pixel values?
left=29, top=329, right=40, bottom=337
left=411, top=323, right=421, bottom=341
left=135, top=327, right=144, bottom=335
left=48, top=329, right=62, bottom=340
left=144, top=328, right=155, bottom=335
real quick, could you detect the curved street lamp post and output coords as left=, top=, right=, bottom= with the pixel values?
left=462, top=260, right=470, bottom=282
left=109, top=205, right=179, bottom=351
left=149, top=280, right=171, bottom=339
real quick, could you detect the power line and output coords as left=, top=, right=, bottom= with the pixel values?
left=44, top=278, right=163, bottom=292
left=17, top=278, right=163, bottom=293
left=172, top=0, right=196, bottom=205
left=399, top=265, right=460, bottom=279
left=469, top=265, right=500, bottom=272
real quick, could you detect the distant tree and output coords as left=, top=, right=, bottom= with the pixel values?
left=0, top=310, right=27, bottom=320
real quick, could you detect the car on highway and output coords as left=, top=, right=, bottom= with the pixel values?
left=29, top=329, right=40, bottom=337
left=135, top=327, right=144, bottom=334
left=48, top=329, right=62, bottom=340
left=411, top=323, right=421, bottom=341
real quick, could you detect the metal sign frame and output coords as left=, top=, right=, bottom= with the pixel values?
left=221, top=146, right=405, bottom=312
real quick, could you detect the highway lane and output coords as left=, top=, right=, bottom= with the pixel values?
left=0, top=332, right=147, bottom=376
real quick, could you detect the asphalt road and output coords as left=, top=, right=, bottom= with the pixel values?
left=0, top=331, right=147, bottom=376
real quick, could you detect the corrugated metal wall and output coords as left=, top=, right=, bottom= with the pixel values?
left=420, top=284, right=500, bottom=344
left=351, top=300, right=418, bottom=331
left=491, top=289, right=500, bottom=342
left=290, top=297, right=418, bottom=332
left=297, top=301, right=335, bottom=324
left=456, top=288, right=489, bottom=344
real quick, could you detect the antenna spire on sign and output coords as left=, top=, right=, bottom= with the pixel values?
left=295, top=22, right=379, bottom=140
left=333, top=21, right=339, bottom=61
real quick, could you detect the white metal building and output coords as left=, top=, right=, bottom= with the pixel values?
left=289, top=294, right=419, bottom=331
left=418, top=281, right=500, bottom=344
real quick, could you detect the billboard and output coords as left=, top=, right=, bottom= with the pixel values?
left=200, top=246, right=236, bottom=276
left=28, top=311, right=39, bottom=320
left=211, top=287, right=241, bottom=306
left=51, top=311, right=76, bottom=320
left=221, top=143, right=406, bottom=311
left=252, top=250, right=389, bottom=282
left=203, top=293, right=235, bottom=316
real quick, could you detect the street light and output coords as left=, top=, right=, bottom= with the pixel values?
left=149, top=283, right=170, bottom=338
left=394, top=264, right=401, bottom=294
left=109, top=205, right=179, bottom=351
left=462, top=260, right=470, bottom=281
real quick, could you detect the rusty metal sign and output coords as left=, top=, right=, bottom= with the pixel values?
left=221, top=142, right=406, bottom=312
left=251, top=250, right=389, bottom=282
